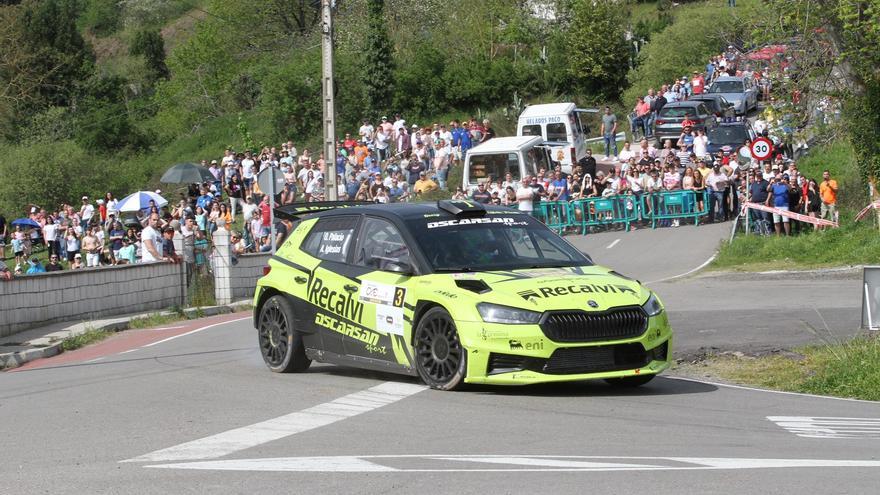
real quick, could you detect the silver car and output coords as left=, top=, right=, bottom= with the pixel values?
left=707, top=76, right=758, bottom=115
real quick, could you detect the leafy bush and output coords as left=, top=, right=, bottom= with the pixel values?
left=260, top=56, right=322, bottom=144
left=622, top=1, right=755, bottom=105
left=80, top=0, right=121, bottom=36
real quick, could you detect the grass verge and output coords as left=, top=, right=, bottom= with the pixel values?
left=712, top=141, right=878, bottom=271
left=128, top=311, right=188, bottom=329
left=62, top=327, right=113, bottom=351
left=676, top=334, right=880, bottom=401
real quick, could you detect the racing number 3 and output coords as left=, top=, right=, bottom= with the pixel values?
left=393, top=288, right=405, bottom=308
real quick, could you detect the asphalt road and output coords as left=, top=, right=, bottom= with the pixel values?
left=2, top=225, right=876, bottom=494
left=568, top=224, right=864, bottom=357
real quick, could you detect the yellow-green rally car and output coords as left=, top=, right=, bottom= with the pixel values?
left=254, top=200, right=672, bottom=390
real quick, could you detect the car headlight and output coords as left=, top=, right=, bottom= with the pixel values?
left=642, top=293, right=664, bottom=317
left=477, top=303, right=542, bottom=324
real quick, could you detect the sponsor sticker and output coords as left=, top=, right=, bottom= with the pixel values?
left=426, top=217, right=528, bottom=229
left=359, top=281, right=405, bottom=307
left=375, top=306, right=405, bottom=336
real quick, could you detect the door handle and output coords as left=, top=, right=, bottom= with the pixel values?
left=294, top=276, right=307, bottom=284
left=344, top=284, right=359, bottom=293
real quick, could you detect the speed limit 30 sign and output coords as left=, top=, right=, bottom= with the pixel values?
left=750, top=137, right=774, bottom=161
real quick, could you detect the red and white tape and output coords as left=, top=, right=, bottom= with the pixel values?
left=741, top=202, right=839, bottom=227
left=855, top=200, right=880, bottom=222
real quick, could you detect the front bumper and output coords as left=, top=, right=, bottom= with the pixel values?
left=458, top=311, right=673, bottom=385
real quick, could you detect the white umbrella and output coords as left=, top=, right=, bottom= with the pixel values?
left=117, top=191, right=169, bottom=212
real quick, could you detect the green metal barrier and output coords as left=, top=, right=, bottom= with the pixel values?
left=535, top=201, right=570, bottom=234
left=639, top=190, right=708, bottom=228
left=570, top=196, right=639, bottom=234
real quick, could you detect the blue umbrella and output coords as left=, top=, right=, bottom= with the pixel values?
left=11, top=218, right=41, bottom=229
left=117, top=191, right=169, bottom=213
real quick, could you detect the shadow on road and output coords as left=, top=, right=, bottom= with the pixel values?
left=311, top=366, right=717, bottom=397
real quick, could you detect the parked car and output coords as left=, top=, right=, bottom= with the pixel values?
left=706, top=120, right=756, bottom=156
left=653, top=101, right=717, bottom=143
left=706, top=76, right=759, bottom=115
left=687, top=94, right=735, bottom=120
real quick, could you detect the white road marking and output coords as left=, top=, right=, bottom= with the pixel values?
left=768, top=416, right=880, bottom=439
left=148, top=325, right=187, bottom=331
left=123, top=382, right=427, bottom=463
left=665, top=376, right=880, bottom=404
left=84, top=357, right=105, bottom=364
left=645, top=253, right=717, bottom=284
left=606, top=238, right=621, bottom=250
left=142, top=317, right=250, bottom=348
left=144, top=455, right=880, bottom=473
left=118, top=349, right=138, bottom=355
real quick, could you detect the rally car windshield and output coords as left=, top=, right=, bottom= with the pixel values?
left=406, top=214, right=592, bottom=272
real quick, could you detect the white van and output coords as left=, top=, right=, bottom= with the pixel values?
left=462, top=136, right=550, bottom=194
left=516, top=103, right=597, bottom=173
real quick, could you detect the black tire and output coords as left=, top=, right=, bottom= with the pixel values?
left=258, top=295, right=310, bottom=373
left=604, top=374, right=655, bottom=388
left=413, top=307, right=467, bottom=390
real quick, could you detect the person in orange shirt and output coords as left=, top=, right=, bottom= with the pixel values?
left=354, top=142, right=369, bottom=166
left=819, top=169, right=838, bottom=222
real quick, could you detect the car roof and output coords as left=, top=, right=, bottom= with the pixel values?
left=661, top=101, right=705, bottom=108
left=307, top=202, right=521, bottom=222
left=519, top=103, right=576, bottom=118
left=468, top=136, right=544, bottom=154
left=712, top=76, right=745, bottom=83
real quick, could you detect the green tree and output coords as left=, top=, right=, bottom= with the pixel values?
left=364, top=0, right=394, bottom=118
left=565, top=0, right=630, bottom=99
left=18, top=0, right=94, bottom=107
left=130, top=29, right=170, bottom=82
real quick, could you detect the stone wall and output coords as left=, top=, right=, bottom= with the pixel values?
left=0, top=262, right=186, bottom=338
left=231, top=253, right=271, bottom=301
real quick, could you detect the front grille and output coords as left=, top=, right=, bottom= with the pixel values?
left=542, top=343, right=650, bottom=375
left=540, top=307, right=647, bottom=343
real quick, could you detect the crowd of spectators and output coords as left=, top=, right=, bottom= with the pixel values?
left=547, top=46, right=840, bottom=234
left=0, top=113, right=498, bottom=278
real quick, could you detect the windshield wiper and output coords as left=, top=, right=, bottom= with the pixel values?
left=434, top=267, right=476, bottom=273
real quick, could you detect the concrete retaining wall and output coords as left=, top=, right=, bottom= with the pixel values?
left=0, top=262, right=186, bottom=338
left=231, top=253, right=271, bottom=301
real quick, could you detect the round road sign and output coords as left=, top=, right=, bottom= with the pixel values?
left=750, top=137, right=773, bottom=161
left=257, top=167, right=285, bottom=196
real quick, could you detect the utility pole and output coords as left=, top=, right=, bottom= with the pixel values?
left=321, top=0, right=338, bottom=200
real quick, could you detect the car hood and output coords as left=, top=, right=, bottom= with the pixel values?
left=436, top=266, right=649, bottom=313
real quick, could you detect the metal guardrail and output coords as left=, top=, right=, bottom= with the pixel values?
left=639, top=190, right=709, bottom=229
left=584, top=132, right=627, bottom=146
left=530, top=190, right=712, bottom=234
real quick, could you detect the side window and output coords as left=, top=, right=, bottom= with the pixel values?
left=546, top=123, right=567, bottom=141
left=355, top=217, right=412, bottom=271
left=521, top=124, right=541, bottom=137
left=509, top=229, right=539, bottom=258
left=300, top=216, right=358, bottom=262
left=535, top=234, right=565, bottom=258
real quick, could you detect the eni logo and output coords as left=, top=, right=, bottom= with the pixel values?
left=587, top=300, right=599, bottom=308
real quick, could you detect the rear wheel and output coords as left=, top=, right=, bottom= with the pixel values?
left=258, top=295, right=310, bottom=373
left=414, top=307, right=467, bottom=390
left=604, top=374, right=655, bottom=388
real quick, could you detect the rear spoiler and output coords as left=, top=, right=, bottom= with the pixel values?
left=274, top=201, right=372, bottom=220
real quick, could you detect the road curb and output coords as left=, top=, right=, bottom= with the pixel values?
left=0, top=300, right=253, bottom=370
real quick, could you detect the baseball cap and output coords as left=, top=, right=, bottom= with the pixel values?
left=82, top=196, right=88, bottom=200
left=211, top=159, right=218, bottom=164
left=74, top=253, right=82, bottom=259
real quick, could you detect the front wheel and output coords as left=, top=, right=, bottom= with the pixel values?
left=414, top=307, right=467, bottom=390
left=604, top=374, right=655, bottom=388
left=258, top=295, right=310, bottom=373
